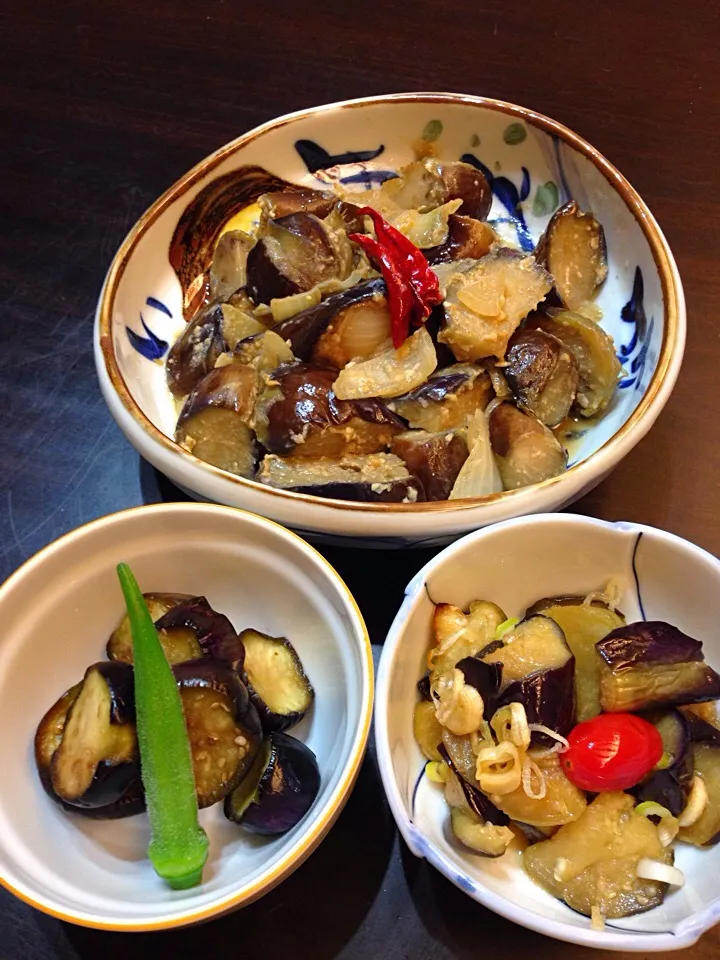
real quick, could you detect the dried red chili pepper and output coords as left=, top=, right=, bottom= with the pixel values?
left=349, top=207, right=442, bottom=347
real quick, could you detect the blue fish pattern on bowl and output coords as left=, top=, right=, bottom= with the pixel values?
left=126, top=296, right=171, bottom=360
left=618, top=267, right=653, bottom=391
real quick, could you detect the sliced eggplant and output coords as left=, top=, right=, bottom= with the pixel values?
left=257, top=452, right=423, bottom=503
left=107, top=592, right=193, bottom=663
left=526, top=311, right=621, bottom=418
left=488, top=402, right=567, bottom=490
left=42, top=663, right=138, bottom=809
left=535, top=201, right=608, bottom=311
left=166, top=303, right=226, bottom=398
left=270, top=278, right=386, bottom=361
left=224, top=731, right=320, bottom=835
left=425, top=216, right=495, bottom=265
left=678, top=743, right=720, bottom=846
left=632, top=711, right=693, bottom=816
left=437, top=160, right=493, bottom=221
left=504, top=328, right=579, bottom=427
left=438, top=741, right=509, bottom=827
left=455, top=656, right=503, bottom=719
left=450, top=805, right=514, bottom=857
left=481, top=615, right=572, bottom=686
left=174, top=659, right=262, bottom=808
left=239, top=629, right=314, bottom=732
left=439, top=250, right=553, bottom=361
left=413, top=700, right=443, bottom=761
left=332, top=327, right=437, bottom=400
left=156, top=597, right=245, bottom=667
left=220, top=302, right=268, bottom=350
left=258, top=188, right=337, bottom=221
left=596, top=621, right=720, bottom=712
left=430, top=600, right=507, bottom=682
left=209, top=230, right=255, bottom=303
left=491, top=754, right=587, bottom=827
left=387, top=364, right=492, bottom=432
left=392, top=429, right=468, bottom=501
left=499, top=658, right=576, bottom=746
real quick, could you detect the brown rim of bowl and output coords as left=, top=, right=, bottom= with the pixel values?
left=98, top=91, right=683, bottom=515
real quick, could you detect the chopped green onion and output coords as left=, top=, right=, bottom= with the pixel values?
left=425, top=761, right=448, bottom=783
left=635, top=800, right=673, bottom=819
left=494, top=617, right=520, bottom=641
left=117, top=563, right=209, bottom=890
left=655, top=751, right=672, bottom=770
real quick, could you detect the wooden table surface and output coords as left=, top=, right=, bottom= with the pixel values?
left=2, top=0, right=720, bottom=956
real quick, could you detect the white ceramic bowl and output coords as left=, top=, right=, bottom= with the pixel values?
left=375, top=514, right=720, bottom=951
left=0, top=503, right=372, bottom=930
left=95, top=92, right=685, bottom=547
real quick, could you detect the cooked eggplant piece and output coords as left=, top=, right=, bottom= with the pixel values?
left=430, top=600, right=507, bottom=682
left=332, top=327, right=437, bottom=400
left=489, top=402, right=568, bottom=490
left=526, top=311, right=621, bottom=418
left=239, top=629, right=314, bottom=732
left=387, top=364, right=493, bottom=432
left=417, top=674, right=432, bottom=701
left=254, top=362, right=403, bottom=457
left=678, top=743, right=720, bottom=846
left=175, top=364, right=258, bottom=477
left=684, top=711, right=720, bottom=744
left=40, top=663, right=139, bottom=809
left=392, top=429, right=468, bottom=501
left=491, top=754, right=587, bottom=827
left=439, top=251, right=553, bottom=361
left=535, top=201, right=608, bottom=311
left=437, top=160, right=493, bottom=221
left=524, top=791, right=673, bottom=918
left=224, top=731, right=320, bottom=834
left=450, top=805, right=514, bottom=857
left=233, top=329, right=295, bottom=376
left=455, top=656, right=503, bottom=719
left=174, top=659, right=262, bottom=808
left=525, top=597, right=626, bottom=722
left=413, top=700, right=443, bottom=761
left=209, top=230, right=255, bottom=304
left=504, top=328, right=579, bottom=427
left=246, top=213, right=349, bottom=305
left=481, top=615, right=572, bottom=686
left=156, top=596, right=245, bottom=667
left=259, top=188, right=337, bottom=221
left=166, top=303, right=226, bottom=398
left=425, top=215, right=495, bottom=265
left=438, top=741, right=509, bottom=827
left=499, top=658, right=576, bottom=746
left=632, top=711, right=693, bottom=816
left=107, top=592, right=193, bottom=663
left=596, top=621, right=720, bottom=712
left=257, top=453, right=423, bottom=503
left=220, top=302, right=268, bottom=350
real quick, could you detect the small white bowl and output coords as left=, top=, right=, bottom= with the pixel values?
left=0, top=503, right=372, bottom=930
left=95, top=92, right=685, bottom=548
left=375, top=514, right=720, bottom=951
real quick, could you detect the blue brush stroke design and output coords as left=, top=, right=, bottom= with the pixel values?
left=453, top=873, right=477, bottom=895
left=126, top=315, right=168, bottom=361
left=631, top=531, right=647, bottom=619
left=618, top=267, right=654, bottom=390
left=410, top=763, right=426, bottom=822
left=460, top=153, right=534, bottom=251
left=145, top=295, right=172, bottom=318
left=338, top=170, right=399, bottom=189
left=295, top=139, right=385, bottom=173
left=551, top=135, right=572, bottom=204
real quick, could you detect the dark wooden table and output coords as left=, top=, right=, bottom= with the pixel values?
left=2, top=1, right=720, bottom=956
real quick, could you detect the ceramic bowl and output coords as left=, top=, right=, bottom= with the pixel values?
left=95, top=92, right=685, bottom=548
left=375, top=514, right=720, bottom=951
left=0, top=503, right=372, bottom=930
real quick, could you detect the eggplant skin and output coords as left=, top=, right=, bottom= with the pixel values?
left=239, top=629, right=315, bottom=733
left=391, top=430, right=469, bottom=502
left=424, top=215, right=494, bottom=265
left=456, top=657, right=503, bottom=720
left=166, top=304, right=225, bottom=399
left=437, top=743, right=509, bottom=827
left=157, top=596, right=245, bottom=669
left=499, top=658, right=576, bottom=747
left=631, top=711, right=693, bottom=816
left=597, top=621, right=706, bottom=670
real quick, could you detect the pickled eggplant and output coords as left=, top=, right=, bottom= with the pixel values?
left=387, top=365, right=493, bottom=432
left=678, top=743, right=720, bottom=846
left=392, top=429, right=468, bottom=501
left=490, top=753, right=587, bottom=827
left=596, top=621, right=720, bottom=712
left=455, top=656, right=503, bottom=719
left=450, top=805, right=514, bottom=857
left=259, top=187, right=337, bottom=221
left=438, top=742, right=509, bottom=827
left=504, top=328, right=579, bottom=427
left=174, top=659, right=262, bottom=808
left=430, top=600, right=507, bottom=682
left=166, top=303, right=226, bottom=399
left=437, top=160, right=493, bottom=221
left=439, top=251, right=553, bottom=361
left=499, top=658, right=576, bottom=745
left=524, top=792, right=673, bottom=918
left=257, top=452, right=422, bottom=502
left=224, top=731, right=320, bottom=835
left=107, top=592, right=192, bottom=663
left=413, top=700, right=444, bottom=762
left=425, top=216, right=495, bottom=265
left=480, top=615, right=573, bottom=686
left=239, top=629, right=314, bottom=732
left=175, top=364, right=258, bottom=478
left=209, top=230, right=255, bottom=303
left=254, top=362, right=403, bottom=458
left=488, top=402, right=568, bottom=490
left=535, top=202, right=608, bottom=311
left=632, top=711, right=693, bottom=816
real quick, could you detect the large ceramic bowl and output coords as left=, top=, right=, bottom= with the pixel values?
left=95, top=92, right=685, bottom=548
left=375, top=514, right=720, bottom=951
left=0, top=503, right=372, bottom=930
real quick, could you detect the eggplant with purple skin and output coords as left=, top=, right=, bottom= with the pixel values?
left=631, top=711, right=693, bottom=816
left=387, top=364, right=493, bottom=433
left=455, top=656, right=503, bottom=720
left=489, top=402, right=567, bottom=490
left=175, top=364, right=258, bottom=478
left=481, top=614, right=573, bottom=685
left=107, top=592, right=193, bottom=664
left=224, top=731, right=320, bottom=834
left=259, top=188, right=337, bottom=221
left=174, top=658, right=262, bottom=808
left=437, top=742, right=509, bottom=827
left=209, top=230, right=255, bottom=304
left=257, top=452, right=423, bottom=503
left=679, top=742, right=720, bottom=846
left=392, top=429, right=468, bottom=501
left=35, top=663, right=143, bottom=817
left=239, top=629, right=314, bottom=732
left=499, top=658, right=576, bottom=747
left=596, top=621, right=720, bottom=712
left=254, top=362, right=404, bottom=458
left=425, top=216, right=495, bottom=265
left=535, top=201, right=608, bottom=311
left=504, top=328, right=579, bottom=427
left=166, top=303, right=226, bottom=399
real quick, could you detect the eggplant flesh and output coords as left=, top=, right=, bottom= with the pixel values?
left=388, top=366, right=492, bottom=433
left=455, top=656, right=503, bottom=720
left=504, top=328, right=579, bottom=427
left=535, top=201, right=608, bottom=311
left=481, top=614, right=572, bottom=685
left=239, top=629, right=315, bottom=732
left=209, top=230, right=254, bottom=303
left=156, top=596, right=245, bottom=668
left=225, top=732, right=321, bottom=835
left=678, top=743, right=720, bottom=846
left=392, top=430, right=468, bottom=501
left=166, top=303, right=226, bottom=399
left=632, top=711, right=693, bottom=816
left=107, top=592, right=194, bottom=663
left=438, top=742, right=509, bottom=827
left=499, top=657, right=576, bottom=746
left=174, top=659, right=262, bottom=808
left=425, top=215, right=495, bottom=265
left=489, top=402, right=567, bottom=490
left=597, top=621, right=720, bottom=712
left=257, top=452, right=422, bottom=503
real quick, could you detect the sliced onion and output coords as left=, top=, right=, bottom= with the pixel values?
left=475, top=741, right=522, bottom=795
left=491, top=702, right=530, bottom=750
left=332, top=326, right=437, bottom=400
left=636, top=858, right=685, bottom=887
left=658, top=818, right=680, bottom=848
left=678, top=775, right=708, bottom=827
left=521, top=757, right=547, bottom=800
left=449, top=408, right=503, bottom=500
left=527, top=725, right=570, bottom=752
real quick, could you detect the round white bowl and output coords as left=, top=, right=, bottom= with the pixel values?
left=0, top=503, right=372, bottom=930
left=375, top=514, right=720, bottom=951
left=95, top=92, right=685, bottom=547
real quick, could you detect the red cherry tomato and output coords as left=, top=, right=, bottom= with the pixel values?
left=561, top=713, right=663, bottom=792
